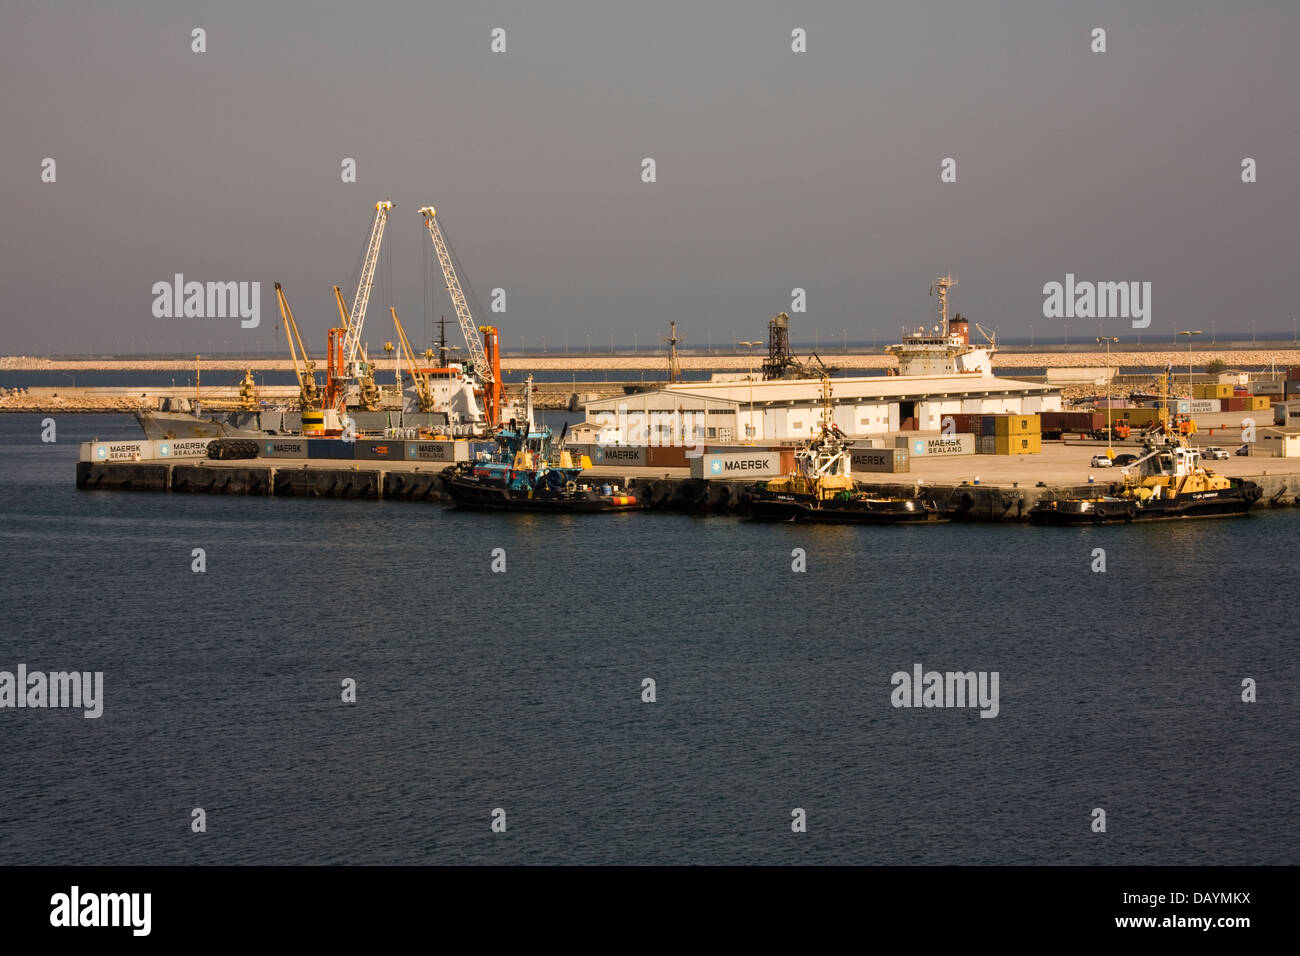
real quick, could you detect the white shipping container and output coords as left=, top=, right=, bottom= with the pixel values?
left=154, top=438, right=212, bottom=459
left=407, top=440, right=469, bottom=462
left=691, top=451, right=783, bottom=478
left=81, top=440, right=155, bottom=462
left=261, top=438, right=310, bottom=458
left=1189, top=400, right=1221, bottom=415
left=590, top=446, right=647, bottom=467
left=897, top=434, right=975, bottom=457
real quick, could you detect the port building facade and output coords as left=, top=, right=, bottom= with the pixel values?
left=583, top=375, right=1063, bottom=444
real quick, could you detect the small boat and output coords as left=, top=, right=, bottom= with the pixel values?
left=748, top=378, right=951, bottom=523
left=442, top=380, right=642, bottom=513
left=1030, top=432, right=1261, bottom=525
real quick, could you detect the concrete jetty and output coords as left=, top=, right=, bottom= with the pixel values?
left=75, top=452, right=1300, bottom=520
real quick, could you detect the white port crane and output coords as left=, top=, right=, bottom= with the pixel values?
left=418, top=206, right=491, bottom=384
left=342, top=199, right=394, bottom=375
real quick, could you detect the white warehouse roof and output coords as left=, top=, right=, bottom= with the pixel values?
left=660, top=374, right=1057, bottom=405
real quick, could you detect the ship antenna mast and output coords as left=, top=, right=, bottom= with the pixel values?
left=930, top=274, right=957, bottom=337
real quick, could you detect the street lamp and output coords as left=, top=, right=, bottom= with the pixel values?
left=1096, top=336, right=1118, bottom=457
left=1178, top=330, right=1202, bottom=404
left=739, top=340, right=762, bottom=443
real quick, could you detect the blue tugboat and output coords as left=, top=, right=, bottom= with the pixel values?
left=442, top=378, right=642, bottom=513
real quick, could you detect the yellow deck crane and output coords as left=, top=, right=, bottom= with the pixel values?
left=321, top=201, right=392, bottom=413
left=389, top=307, right=436, bottom=412
left=274, top=282, right=320, bottom=411
left=331, top=285, right=382, bottom=411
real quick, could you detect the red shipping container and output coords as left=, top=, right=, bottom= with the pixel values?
left=646, top=445, right=688, bottom=468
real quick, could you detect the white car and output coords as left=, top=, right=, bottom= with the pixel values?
left=1090, top=455, right=1114, bottom=467
left=1203, top=446, right=1229, bottom=460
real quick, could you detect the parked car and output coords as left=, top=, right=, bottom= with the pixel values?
left=1090, top=454, right=1114, bottom=467
left=1203, top=446, right=1229, bottom=460
left=1113, top=453, right=1139, bottom=467
left=1235, top=444, right=1251, bottom=456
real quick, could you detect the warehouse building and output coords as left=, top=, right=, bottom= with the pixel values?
left=583, top=375, right=1063, bottom=444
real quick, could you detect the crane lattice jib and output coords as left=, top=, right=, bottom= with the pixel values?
left=343, top=200, right=393, bottom=367
left=419, top=206, right=492, bottom=384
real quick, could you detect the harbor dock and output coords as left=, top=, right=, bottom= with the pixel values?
left=75, top=438, right=1300, bottom=519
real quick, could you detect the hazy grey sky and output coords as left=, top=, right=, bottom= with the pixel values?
left=2, top=0, right=1296, bottom=354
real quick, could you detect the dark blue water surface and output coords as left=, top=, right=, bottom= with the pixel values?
left=0, top=413, right=1295, bottom=865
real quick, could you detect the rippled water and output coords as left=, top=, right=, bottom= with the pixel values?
left=0, top=413, right=1295, bottom=864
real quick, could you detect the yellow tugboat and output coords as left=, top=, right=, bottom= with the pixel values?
left=748, top=378, right=951, bottom=523
left=1031, top=427, right=1261, bottom=524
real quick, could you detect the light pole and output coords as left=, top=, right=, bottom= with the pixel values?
left=1178, top=330, right=1202, bottom=404
left=586, top=333, right=590, bottom=352
left=1212, top=319, right=1216, bottom=344
left=1097, top=336, right=1118, bottom=457
left=842, top=329, right=847, bottom=353
left=739, top=340, right=761, bottom=443
left=1029, top=324, right=1034, bottom=348
left=632, top=332, right=637, bottom=353
left=61, top=373, right=75, bottom=391
left=871, top=328, right=877, bottom=349
left=1251, top=320, right=1256, bottom=345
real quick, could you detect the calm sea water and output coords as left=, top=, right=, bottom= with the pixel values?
left=0, top=413, right=1295, bottom=865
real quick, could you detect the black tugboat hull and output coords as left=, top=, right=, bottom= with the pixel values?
left=1029, top=484, right=1261, bottom=525
left=445, top=477, right=642, bottom=513
left=749, top=493, right=951, bottom=524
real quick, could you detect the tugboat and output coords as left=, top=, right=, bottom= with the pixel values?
left=1030, top=431, right=1261, bottom=525
left=748, top=379, right=951, bottom=523
left=442, top=378, right=642, bottom=513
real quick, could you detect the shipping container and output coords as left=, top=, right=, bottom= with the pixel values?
left=1194, top=383, right=1233, bottom=399
left=847, top=448, right=909, bottom=473
left=994, top=433, right=1042, bottom=455
left=261, top=438, right=309, bottom=459
left=406, top=440, right=469, bottom=463
left=1253, top=381, right=1284, bottom=396
left=1288, top=366, right=1300, bottom=381
left=80, top=439, right=155, bottom=462
left=646, top=445, right=689, bottom=468
left=976, top=436, right=996, bottom=455
left=1286, top=379, right=1300, bottom=395
left=588, top=445, right=647, bottom=467
left=355, top=440, right=406, bottom=461
left=1250, top=396, right=1270, bottom=411
left=691, top=450, right=785, bottom=479
left=154, top=438, right=212, bottom=459
left=1188, top=400, right=1220, bottom=415
left=307, top=438, right=357, bottom=460
left=897, top=433, right=975, bottom=456
left=992, top=414, right=1040, bottom=436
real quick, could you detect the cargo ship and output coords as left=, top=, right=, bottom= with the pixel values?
left=748, top=379, right=951, bottom=523
left=1030, top=435, right=1261, bottom=525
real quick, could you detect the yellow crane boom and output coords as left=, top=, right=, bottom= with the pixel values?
left=390, top=307, right=435, bottom=412
left=274, top=282, right=319, bottom=411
